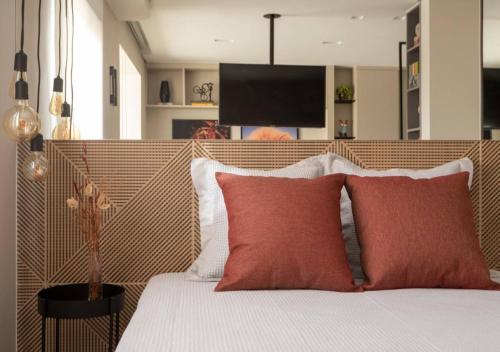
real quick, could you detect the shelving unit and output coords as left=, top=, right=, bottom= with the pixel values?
left=146, top=64, right=221, bottom=139
left=333, top=66, right=355, bottom=138
left=406, top=3, right=421, bottom=139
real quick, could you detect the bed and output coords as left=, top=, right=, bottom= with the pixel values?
left=17, top=141, right=500, bottom=351
left=117, top=271, right=500, bottom=352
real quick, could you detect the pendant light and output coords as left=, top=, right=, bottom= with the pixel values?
left=52, top=102, right=80, bottom=139
left=48, top=0, right=64, bottom=117
left=3, top=79, right=40, bottom=142
left=23, top=133, right=49, bottom=182
left=52, top=0, right=79, bottom=140
left=8, top=51, right=28, bottom=100
left=22, top=0, right=49, bottom=182
left=2, top=0, right=40, bottom=142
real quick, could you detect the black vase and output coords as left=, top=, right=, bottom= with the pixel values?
left=160, top=81, right=170, bottom=103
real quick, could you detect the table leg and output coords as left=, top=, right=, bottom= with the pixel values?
left=115, top=312, right=120, bottom=347
left=41, top=317, right=46, bottom=352
left=55, top=318, right=60, bottom=352
left=108, top=313, right=114, bottom=352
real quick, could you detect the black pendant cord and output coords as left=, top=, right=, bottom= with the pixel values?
left=57, top=0, right=62, bottom=77
left=64, top=0, right=68, bottom=101
left=70, top=0, right=74, bottom=116
left=69, top=0, right=74, bottom=138
left=20, top=0, right=25, bottom=51
left=37, top=0, right=42, bottom=113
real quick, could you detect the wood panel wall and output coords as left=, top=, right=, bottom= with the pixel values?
left=17, top=140, right=499, bottom=351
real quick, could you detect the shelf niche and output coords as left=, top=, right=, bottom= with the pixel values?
left=405, top=3, right=421, bottom=140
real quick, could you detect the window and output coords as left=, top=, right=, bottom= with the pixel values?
left=119, top=45, right=142, bottom=139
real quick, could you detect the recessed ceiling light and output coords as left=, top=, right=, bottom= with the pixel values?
left=351, top=15, right=365, bottom=20
left=214, top=39, right=235, bottom=43
left=322, top=40, right=344, bottom=45
left=393, top=15, right=406, bottom=21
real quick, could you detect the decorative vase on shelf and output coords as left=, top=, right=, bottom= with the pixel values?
left=88, top=232, right=103, bottom=301
left=160, top=81, right=170, bottom=103
left=66, top=144, right=111, bottom=301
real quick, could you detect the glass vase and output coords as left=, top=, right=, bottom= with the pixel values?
left=88, top=238, right=103, bottom=301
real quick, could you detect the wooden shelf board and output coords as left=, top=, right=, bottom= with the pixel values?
left=335, top=100, right=356, bottom=104
left=407, top=127, right=421, bottom=132
left=407, top=44, right=420, bottom=53
left=147, top=104, right=219, bottom=109
left=407, top=86, right=420, bottom=92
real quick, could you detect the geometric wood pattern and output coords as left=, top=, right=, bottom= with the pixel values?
left=17, top=140, right=499, bottom=351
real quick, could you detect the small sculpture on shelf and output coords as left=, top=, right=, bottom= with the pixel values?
left=336, top=85, right=353, bottom=101
left=192, top=82, right=214, bottom=106
left=338, top=120, right=349, bottom=138
left=413, top=23, right=421, bottom=46
left=160, top=80, right=171, bottom=104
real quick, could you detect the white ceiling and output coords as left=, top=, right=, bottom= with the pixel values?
left=139, top=0, right=415, bottom=67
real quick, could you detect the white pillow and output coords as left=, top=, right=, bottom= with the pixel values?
left=187, top=158, right=323, bottom=281
left=332, top=157, right=474, bottom=280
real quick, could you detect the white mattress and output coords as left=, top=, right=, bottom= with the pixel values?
left=118, top=272, right=500, bottom=352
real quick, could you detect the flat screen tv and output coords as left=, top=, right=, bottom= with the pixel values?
left=219, top=63, right=326, bottom=127
left=483, top=68, right=500, bottom=129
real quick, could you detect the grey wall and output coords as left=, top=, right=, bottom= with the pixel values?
left=103, top=1, right=147, bottom=139
left=0, top=0, right=17, bottom=350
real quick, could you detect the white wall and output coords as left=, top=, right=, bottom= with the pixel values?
left=72, top=0, right=104, bottom=139
left=0, top=0, right=17, bottom=350
left=421, top=0, right=482, bottom=140
left=103, top=2, right=147, bottom=139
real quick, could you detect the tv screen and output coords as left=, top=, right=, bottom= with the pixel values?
left=483, top=68, right=500, bottom=129
left=219, top=63, right=325, bottom=127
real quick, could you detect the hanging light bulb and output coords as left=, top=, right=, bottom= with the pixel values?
left=52, top=102, right=80, bottom=140
left=3, top=79, right=40, bottom=142
left=49, top=76, right=64, bottom=116
left=23, top=133, right=49, bottom=182
left=8, top=51, right=28, bottom=100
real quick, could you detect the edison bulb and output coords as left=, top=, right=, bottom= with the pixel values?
left=49, top=91, right=64, bottom=116
left=3, top=99, right=40, bottom=142
left=49, top=76, right=64, bottom=116
left=23, top=151, right=49, bottom=181
left=9, top=71, right=28, bottom=100
left=52, top=117, right=81, bottom=140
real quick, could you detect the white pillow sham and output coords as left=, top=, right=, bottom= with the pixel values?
left=298, top=154, right=473, bottom=280
left=187, top=158, right=323, bottom=281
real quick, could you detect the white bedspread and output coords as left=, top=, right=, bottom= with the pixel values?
left=118, top=272, right=500, bottom=352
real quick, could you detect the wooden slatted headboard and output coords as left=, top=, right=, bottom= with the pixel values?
left=17, top=140, right=499, bottom=351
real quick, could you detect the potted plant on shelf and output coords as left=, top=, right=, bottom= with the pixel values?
left=66, top=143, right=111, bottom=301
left=336, top=85, right=354, bottom=101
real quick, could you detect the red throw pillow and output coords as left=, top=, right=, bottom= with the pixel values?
left=345, top=172, right=499, bottom=291
left=215, top=173, right=356, bottom=292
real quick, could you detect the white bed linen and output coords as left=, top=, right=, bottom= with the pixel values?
left=118, top=272, right=500, bottom=352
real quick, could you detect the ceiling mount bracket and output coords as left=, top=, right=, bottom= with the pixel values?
left=263, top=13, right=281, bottom=65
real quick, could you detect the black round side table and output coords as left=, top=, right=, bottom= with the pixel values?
left=37, top=284, right=125, bottom=352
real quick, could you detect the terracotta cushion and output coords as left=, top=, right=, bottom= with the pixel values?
left=215, top=172, right=356, bottom=292
left=345, top=172, right=499, bottom=291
